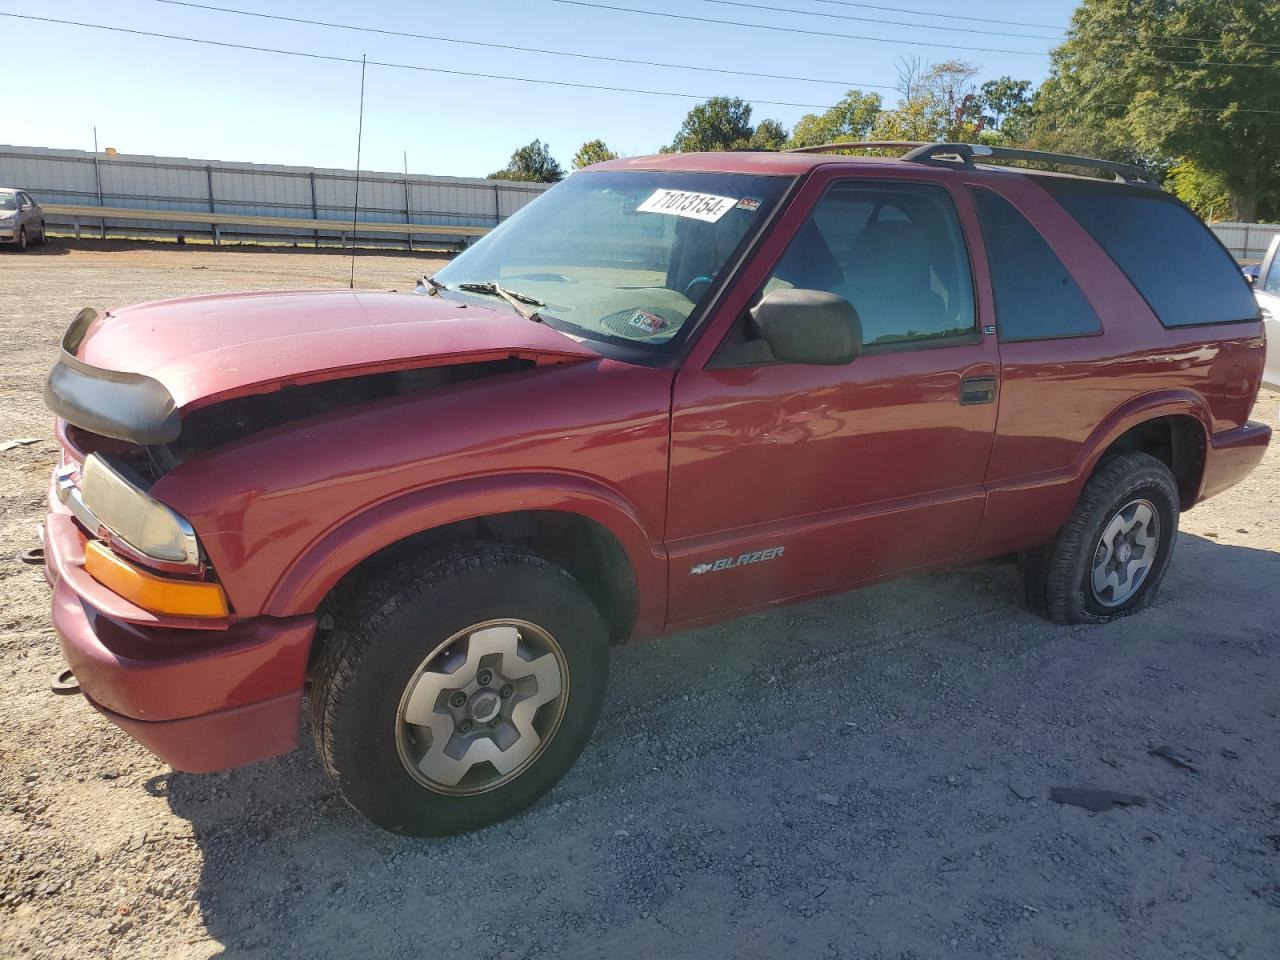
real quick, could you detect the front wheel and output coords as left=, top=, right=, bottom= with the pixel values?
left=1021, top=452, right=1179, bottom=624
left=16, top=227, right=27, bottom=252
left=311, top=544, right=609, bottom=836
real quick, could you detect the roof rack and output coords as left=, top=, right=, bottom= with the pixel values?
left=784, top=141, right=1160, bottom=187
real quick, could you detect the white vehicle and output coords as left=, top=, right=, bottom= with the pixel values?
left=0, top=188, right=46, bottom=251
left=1255, top=235, right=1280, bottom=390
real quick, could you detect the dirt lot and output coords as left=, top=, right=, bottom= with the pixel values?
left=1, top=242, right=1279, bottom=960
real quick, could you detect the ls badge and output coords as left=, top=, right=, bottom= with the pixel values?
left=689, top=546, right=785, bottom=575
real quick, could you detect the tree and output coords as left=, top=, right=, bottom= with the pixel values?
left=1167, top=159, right=1235, bottom=220
left=488, top=140, right=564, bottom=183
left=1028, top=0, right=1280, bottom=222
left=870, top=60, right=986, bottom=143
left=667, top=96, right=755, bottom=152
left=749, top=118, right=790, bottom=151
left=572, top=139, right=619, bottom=169
left=979, top=77, right=1033, bottom=132
left=786, top=89, right=883, bottom=149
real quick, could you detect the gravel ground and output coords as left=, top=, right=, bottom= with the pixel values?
left=1, top=242, right=1279, bottom=960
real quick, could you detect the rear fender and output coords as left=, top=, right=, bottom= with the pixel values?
left=1075, top=390, right=1212, bottom=493
left=261, top=473, right=668, bottom=639
left=973, top=390, right=1212, bottom=557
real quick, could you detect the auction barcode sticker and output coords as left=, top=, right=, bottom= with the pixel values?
left=636, top=189, right=738, bottom=223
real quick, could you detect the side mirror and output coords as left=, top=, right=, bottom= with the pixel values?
left=750, top=288, right=862, bottom=365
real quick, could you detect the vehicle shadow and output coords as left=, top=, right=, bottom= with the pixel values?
left=160, top=531, right=1280, bottom=959
left=5, top=240, right=71, bottom=256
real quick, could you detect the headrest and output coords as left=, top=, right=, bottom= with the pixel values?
left=849, top=220, right=931, bottom=284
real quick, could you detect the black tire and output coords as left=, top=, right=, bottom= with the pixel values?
left=35, top=224, right=47, bottom=246
left=16, top=227, right=27, bottom=252
left=310, top=544, right=609, bottom=836
left=1021, top=452, right=1179, bottom=624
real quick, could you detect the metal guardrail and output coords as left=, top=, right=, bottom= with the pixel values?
left=44, top=203, right=492, bottom=244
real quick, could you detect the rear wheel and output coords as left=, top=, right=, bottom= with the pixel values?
left=310, top=544, right=609, bottom=836
left=1021, top=452, right=1178, bottom=624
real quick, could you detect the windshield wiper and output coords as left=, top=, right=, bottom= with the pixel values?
left=456, top=281, right=546, bottom=323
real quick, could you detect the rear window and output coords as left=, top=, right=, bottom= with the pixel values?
left=972, top=187, right=1100, bottom=341
left=1047, top=183, right=1258, bottom=328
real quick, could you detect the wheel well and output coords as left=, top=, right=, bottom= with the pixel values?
left=315, top=510, right=639, bottom=651
left=1098, top=415, right=1206, bottom=509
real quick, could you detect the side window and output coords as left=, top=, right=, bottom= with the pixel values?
left=1048, top=182, right=1258, bottom=327
left=972, top=187, right=1100, bottom=341
left=764, top=182, right=976, bottom=348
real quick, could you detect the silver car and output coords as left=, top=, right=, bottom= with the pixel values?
left=0, top=188, right=47, bottom=251
left=1255, top=234, right=1280, bottom=389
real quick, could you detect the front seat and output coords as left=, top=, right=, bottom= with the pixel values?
left=834, top=220, right=948, bottom=345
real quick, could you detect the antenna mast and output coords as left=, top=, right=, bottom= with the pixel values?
left=349, top=53, right=367, bottom=290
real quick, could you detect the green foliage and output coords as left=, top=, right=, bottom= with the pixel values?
left=488, top=140, right=565, bottom=183
left=571, top=139, right=619, bottom=169
left=749, top=118, right=790, bottom=151
left=869, top=60, right=986, bottom=144
left=667, top=96, right=756, bottom=152
left=1167, top=159, right=1235, bottom=220
left=1027, top=0, right=1280, bottom=221
left=979, top=77, right=1033, bottom=133
left=785, top=89, right=883, bottom=149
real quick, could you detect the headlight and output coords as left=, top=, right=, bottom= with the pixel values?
left=79, top=454, right=200, bottom=566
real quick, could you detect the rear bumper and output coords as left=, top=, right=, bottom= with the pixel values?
left=43, top=509, right=316, bottom=772
left=1200, top=420, right=1272, bottom=502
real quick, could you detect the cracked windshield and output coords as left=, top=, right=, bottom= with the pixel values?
left=431, top=170, right=791, bottom=349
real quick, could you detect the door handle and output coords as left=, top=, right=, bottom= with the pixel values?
left=959, top=376, right=997, bottom=405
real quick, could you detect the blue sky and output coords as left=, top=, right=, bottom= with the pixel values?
left=5, top=0, right=1081, bottom=178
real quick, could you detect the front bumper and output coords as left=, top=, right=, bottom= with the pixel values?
left=43, top=506, right=316, bottom=772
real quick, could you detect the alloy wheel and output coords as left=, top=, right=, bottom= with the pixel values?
left=1090, top=498, right=1160, bottom=607
left=394, top=620, right=568, bottom=795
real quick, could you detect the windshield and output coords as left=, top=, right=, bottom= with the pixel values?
left=0, top=194, right=16, bottom=211
left=432, top=170, right=792, bottom=351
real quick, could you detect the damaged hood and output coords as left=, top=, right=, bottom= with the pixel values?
left=47, top=290, right=599, bottom=444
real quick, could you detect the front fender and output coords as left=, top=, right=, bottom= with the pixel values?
left=260, top=472, right=668, bottom=638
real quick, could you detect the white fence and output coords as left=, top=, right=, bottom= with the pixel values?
left=1210, top=221, right=1280, bottom=262
left=0, top=145, right=550, bottom=249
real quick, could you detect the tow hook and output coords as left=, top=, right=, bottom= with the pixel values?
left=50, top=669, right=80, bottom=696
left=18, top=547, right=44, bottom=566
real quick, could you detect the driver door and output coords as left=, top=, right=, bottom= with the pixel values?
left=665, top=175, right=1000, bottom=625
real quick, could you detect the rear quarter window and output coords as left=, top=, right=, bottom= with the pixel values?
left=972, top=187, right=1100, bottom=341
left=1047, top=183, right=1258, bottom=328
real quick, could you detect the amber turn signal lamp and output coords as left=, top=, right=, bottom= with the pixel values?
left=84, top=541, right=229, bottom=619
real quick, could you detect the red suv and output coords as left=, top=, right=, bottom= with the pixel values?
left=41, top=143, right=1268, bottom=835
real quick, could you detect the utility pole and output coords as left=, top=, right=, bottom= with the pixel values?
left=92, top=126, right=105, bottom=240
